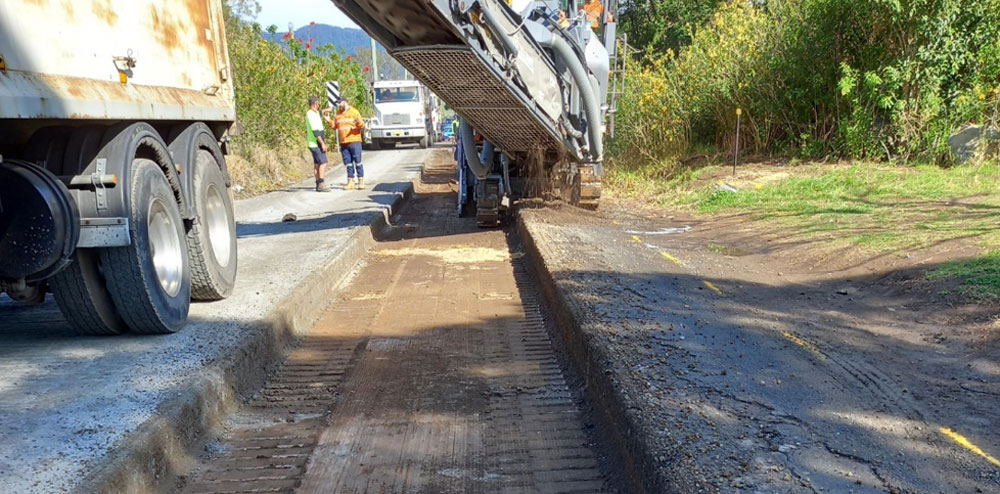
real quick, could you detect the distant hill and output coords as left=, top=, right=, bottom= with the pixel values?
left=260, top=23, right=406, bottom=78
left=261, top=24, right=370, bottom=56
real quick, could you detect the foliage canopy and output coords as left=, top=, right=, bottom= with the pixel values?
left=613, top=0, right=1000, bottom=165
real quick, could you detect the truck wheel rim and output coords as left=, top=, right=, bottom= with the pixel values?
left=204, top=183, right=232, bottom=267
left=148, top=198, right=183, bottom=297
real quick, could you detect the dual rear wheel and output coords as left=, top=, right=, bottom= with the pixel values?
left=41, top=124, right=236, bottom=335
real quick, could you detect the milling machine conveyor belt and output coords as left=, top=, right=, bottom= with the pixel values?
left=392, top=45, right=563, bottom=158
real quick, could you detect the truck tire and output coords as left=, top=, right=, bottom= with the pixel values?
left=26, top=125, right=124, bottom=335
left=49, top=250, right=126, bottom=335
left=101, top=158, right=190, bottom=334
left=23, top=126, right=71, bottom=174
left=187, top=149, right=237, bottom=300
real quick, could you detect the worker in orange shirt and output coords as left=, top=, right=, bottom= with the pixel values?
left=325, top=96, right=367, bottom=189
left=580, top=0, right=603, bottom=30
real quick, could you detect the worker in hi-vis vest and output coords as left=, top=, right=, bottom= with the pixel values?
left=306, top=96, right=331, bottom=192
left=325, top=96, right=366, bottom=190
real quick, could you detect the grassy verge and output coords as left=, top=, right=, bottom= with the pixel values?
left=608, top=159, right=1000, bottom=297
left=222, top=2, right=369, bottom=196
left=929, top=251, right=1000, bottom=299
left=226, top=143, right=312, bottom=197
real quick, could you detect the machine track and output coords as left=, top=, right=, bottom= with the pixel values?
left=176, top=161, right=613, bottom=494
left=178, top=331, right=365, bottom=494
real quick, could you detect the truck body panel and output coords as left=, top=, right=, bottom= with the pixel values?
left=0, top=0, right=234, bottom=122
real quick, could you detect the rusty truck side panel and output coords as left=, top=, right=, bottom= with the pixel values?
left=0, top=0, right=235, bottom=122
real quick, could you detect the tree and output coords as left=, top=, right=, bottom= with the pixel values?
left=226, top=0, right=261, bottom=20
left=354, top=45, right=407, bottom=81
left=617, top=0, right=723, bottom=54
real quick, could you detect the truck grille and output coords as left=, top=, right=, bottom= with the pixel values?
left=392, top=46, right=560, bottom=157
left=384, top=113, right=411, bottom=125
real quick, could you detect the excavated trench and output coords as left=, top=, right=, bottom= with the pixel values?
left=175, top=159, right=622, bottom=494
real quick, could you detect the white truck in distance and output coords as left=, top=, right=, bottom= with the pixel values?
left=368, top=80, right=437, bottom=150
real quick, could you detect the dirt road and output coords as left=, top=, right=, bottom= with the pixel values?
left=177, top=159, right=614, bottom=493
left=520, top=201, right=1000, bottom=494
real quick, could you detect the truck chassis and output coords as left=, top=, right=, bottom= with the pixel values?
left=0, top=0, right=238, bottom=334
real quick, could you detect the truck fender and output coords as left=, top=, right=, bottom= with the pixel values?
left=167, top=123, right=230, bottom=220
left=73, top=123, right=185, bottom=221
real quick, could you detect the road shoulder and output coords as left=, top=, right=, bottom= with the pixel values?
left=518, top=200, right=1000, bottom=494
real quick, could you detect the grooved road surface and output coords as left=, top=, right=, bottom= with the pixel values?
left=178, top=165, right=612, bottom=493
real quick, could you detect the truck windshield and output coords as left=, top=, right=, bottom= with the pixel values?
left=375, top=87, right=421, bottom=103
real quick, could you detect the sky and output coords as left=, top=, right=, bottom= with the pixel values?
left=254, top=0, right=359, bottom=31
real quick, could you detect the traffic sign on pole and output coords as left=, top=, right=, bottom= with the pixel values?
left=326, top=81, right=341, bottom=108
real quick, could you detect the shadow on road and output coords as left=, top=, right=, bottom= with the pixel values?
left=526, top=221, right=1000, bottom=492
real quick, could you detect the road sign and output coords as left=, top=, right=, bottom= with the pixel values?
left=326, top=81, right=341, bottom=108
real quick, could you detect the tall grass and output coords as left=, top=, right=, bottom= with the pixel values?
left=611, top=0, right=1000, bottom=171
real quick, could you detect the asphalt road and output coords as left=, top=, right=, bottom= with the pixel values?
left=520, top=205, right=1000, bottom=494
left=0, top=147, right=428, bottom=494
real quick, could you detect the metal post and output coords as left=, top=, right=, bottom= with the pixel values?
left=733, top=108, right=742, bottom=177
left=370, top=38, right=378, bottom=82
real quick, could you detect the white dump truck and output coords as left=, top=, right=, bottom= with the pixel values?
left=368, top=79, right=437, bottom=149
left=0, top=0, right=238, bottom=334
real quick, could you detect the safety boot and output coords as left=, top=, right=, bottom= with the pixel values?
left=358, top=178, right=365, bottom=190
left=345, top=178, right=355, bottom=190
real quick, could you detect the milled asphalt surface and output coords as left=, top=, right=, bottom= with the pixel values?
left=519, top=205, right=1000, bottom=494
left=0, top=147, right=428, bottom=494
left=177, top=159, right=614, bottom=493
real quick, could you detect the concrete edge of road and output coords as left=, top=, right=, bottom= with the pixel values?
left=75, top=171, right=418, bottom=494
left=517, top=212, right=664, bottom=494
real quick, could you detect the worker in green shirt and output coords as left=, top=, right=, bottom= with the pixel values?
left=306, top=96, right=331, bottom=192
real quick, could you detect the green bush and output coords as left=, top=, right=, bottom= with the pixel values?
left=225, top=7, right=370, bottom=151
left=612, top=0, right=1000, bottom=168
left=221, top=2, right=372, bottom=193
left=617, top=0, right=724, bottom=55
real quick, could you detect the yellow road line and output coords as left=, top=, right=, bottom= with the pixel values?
left=702, top=280, right=723, bottom=296
left=781, top=331, right=826, bottom=360
left=940, top=427, right=1000, bottom=467
left=628, top=235, right=686, bottom=268
left=660, top=251, right=684, bottom=266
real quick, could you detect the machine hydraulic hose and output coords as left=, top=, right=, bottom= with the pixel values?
left=480, top=141, right=496, bottom=170
left=528, top=23, right=604, bottom=162
left=460, top=119, right=492, bottom=179
left=477, top=5, right=519, bottom=61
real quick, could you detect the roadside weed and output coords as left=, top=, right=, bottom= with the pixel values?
left=929, top=250, right=1000, bottom=299
left=619, top=160, right=1000, bottom=295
